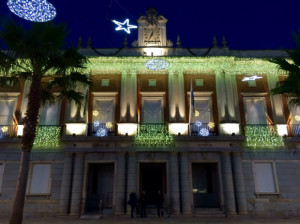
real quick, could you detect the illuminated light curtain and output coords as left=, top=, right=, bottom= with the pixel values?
left=254, top=163, right=276, bottom=193
left=0, top=100, right=16, bottom=125
left=29, top=164, right=51, bottom=194
left=142, top=100, right=163, bottom=123
left=245, top=98, right=267, bottom=124
left=191, top=99, right=212, bottom=123
left=7, top=0, right=57, bottom=22
left=93, top=100, right=115, bottom=123
left=39, top=102, right=60, bottom=125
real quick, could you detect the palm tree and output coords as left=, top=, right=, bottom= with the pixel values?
left=0, top=20, right=91, bottom=224
left=270, top=34, right=300, bottom=106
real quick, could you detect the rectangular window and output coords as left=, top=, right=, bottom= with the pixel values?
left=39, top=102, right=60, bottom=125
left=142, top=99, right=163, bottom=123
left=254, top=162, right=278, bottom=193
left=0, top=99, right=17, bottom=125
left=29, top=164, right=51, bottom=194
left=0, top=163, right=3, bottom=193
left=244, top=97, right=267, bottom=124
left=191, top=98, right=213, bottom=123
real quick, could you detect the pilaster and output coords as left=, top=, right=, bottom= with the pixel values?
left=180, top=152, right=192, bottom=214
left=169, top=151, right=180, bottom=214
left=115, top=152, right=126, bottom=214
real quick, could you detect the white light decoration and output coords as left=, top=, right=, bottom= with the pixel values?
left=145, top=59, right=170, bottom=70
left=96, top=128, right=107, bottom=137
left=276, top=124, right=288, bottom=137
left=195, top=121, right=202, bottom=127
left=112, top=19, right=137, bottom=34
left=1, top=126, right=8, bottom=133
left=199, top=128, right=209, bottom=136
left=242, top=75, right=263, bottom=82
left=93, top=121, right=100, bottom=127
left=7, top=0, right=57, bottom=22
left=17, top=125, right=24, bottom=136
left=208, top=122, right=215, bottom=129
left=295, top=115, right=300, bottom=121
left=169, top=123, right=189, bottom=135
left=117, top=123, right=138, bottom=136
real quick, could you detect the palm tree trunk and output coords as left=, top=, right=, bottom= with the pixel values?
left=8, top=151, right=30, bottom=224
left=9, top=74, right=42, bottom=224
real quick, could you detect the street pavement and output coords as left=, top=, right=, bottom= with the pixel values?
left=1, top=216, right=300, bottom=224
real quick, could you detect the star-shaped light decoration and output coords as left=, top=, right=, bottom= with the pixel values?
left=7, top=0, right=57, bottom=22
left=242, top=75, right=263, bottom=82
left=112, top=19, right=137, bottom=34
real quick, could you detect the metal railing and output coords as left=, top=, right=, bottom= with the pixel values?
left=190, top=122, right=217, bottom=136
left=288, top=124, right=300, bottom=137
left=0, top=125, right=18, bottom=139
left=87, top=122, right=116, bottom=137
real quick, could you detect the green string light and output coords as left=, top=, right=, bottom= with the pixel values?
left=33, top=126, right=61, bottom=150
left=134, top=124, right=174, bottom=149
left=244, top=125, right=284, bottom=149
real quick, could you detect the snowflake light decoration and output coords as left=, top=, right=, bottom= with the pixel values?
left=93, top=121, right=100, bottom=127
left=295, top=115, right=300, bottom=122
left=105, top=122, right=113, bottom=129
left=1, top=126, right=8, bottom=133
left=242, top=75, right=263, bottom=82
left=199, top=128, right=209, bottom=136
left=7, top=0, right=57, bottom=22
left=208, top=122, right=215, bottom=129
left=96, top=128, right=107, bottom=137
left=93, top=110, right=99, bottom=116
left=145, top=59, right=170, bottom=71
left=195, top=121, right=202, bottom=127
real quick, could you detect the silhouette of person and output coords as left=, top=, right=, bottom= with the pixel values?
left=156, top=190, right=164, bottom=218
left=128, top=191, right=138, bottom=218
left=140, top=190, right=147, bottom=218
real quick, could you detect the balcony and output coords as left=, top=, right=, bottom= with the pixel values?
left=288, top=124, right=300, bottom=137
left=190, top=122, right=217, bottom=136
left=243, top=124, right=284, bottom=149
left=0, top=125, right=19, bottom=139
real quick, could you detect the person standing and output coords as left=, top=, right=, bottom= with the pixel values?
left=140, top=190, right=147, bottom=218
left=156, top=190, right=164, bottom=218
left=128, top=191, right=138, bottom=218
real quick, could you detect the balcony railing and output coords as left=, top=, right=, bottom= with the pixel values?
left=87, top=122, right=116, bottom=137
left=0, top=125, right=18, bottom=139
left=243, top=124, right=284, bottom=148
left=288, top=124, right=300, bottom=137
left=190, top=122, right=217, bottom=136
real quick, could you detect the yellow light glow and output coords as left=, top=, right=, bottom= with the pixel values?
left=169, top=123, right=189, bottom=135
left=295, top=115, right=300, bottom=121
left=143, top=48, right=165, bottom=56
left=117, top=123, right=138, bottom=136
left=194, top=110, right=200, bottom=117
left=65, top=123, right=87, bottom=136
left=276, top=124, right=288, bottom=136
left=1, top=126, right=8, bottom=132
left=219, top=123, right=240, bottom=135
left=93, top=110, right=99, bottom=116
left=208, top=122, right=215, bottom=129
left=106, top=122, right=113, bottom=129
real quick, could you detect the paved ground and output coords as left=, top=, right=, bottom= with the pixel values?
left=1, top=216, right=300, bottom=224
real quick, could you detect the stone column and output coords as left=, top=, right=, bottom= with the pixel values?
left=168, top=71, right=176, bottom=121
left=232, top=152, right=248, bottom=215
left=169, top=151, right=180, bottom=214
left=221, top=152, right=236, bottom=215
left=120, top=71, right=128, bottom=122
left=115, top=152, right=126, bottom=214
left=126, top=152, right=137, bottom=214
left=130, top=71, right=137, bottom=122
left=180, top=152, right=192, bottom=214
left=178, top=71, right=186, bottom=121
left=70, top=153, right=84, bottom=216
left=215, top=70, right=227, bottom=122
left=58, top=153, right=73, bottom=215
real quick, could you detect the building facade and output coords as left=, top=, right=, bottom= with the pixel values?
left=1, top=8, right=300, bottom=217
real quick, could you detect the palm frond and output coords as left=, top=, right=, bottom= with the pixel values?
left=57, top=90, right=84, bottom=106
left=40, top=89, right=55, bottom=106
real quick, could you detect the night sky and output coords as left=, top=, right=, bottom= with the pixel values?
left=1, top=0, right=300, bottom=50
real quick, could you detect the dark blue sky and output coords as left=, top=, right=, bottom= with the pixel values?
left=1, top=0, right=300, bottom=49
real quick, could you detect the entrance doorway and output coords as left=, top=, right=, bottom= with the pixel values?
left=192, top=163, right=220, bottom=208
left=85, top=163, right=114, bottom=213
left=139, top=163, right=166, bottom=205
